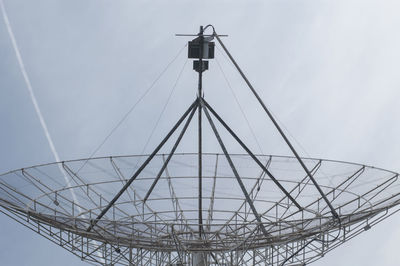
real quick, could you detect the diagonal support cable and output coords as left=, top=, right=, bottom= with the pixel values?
left=143, top=102, right=198, bottom=202
left=200, top=98, right=271, bottom=238
left=202, top=98, right=302, bottom=211
left=213, top=32, right=339, bottom=220
left=86, top=99, right=198, bottom=232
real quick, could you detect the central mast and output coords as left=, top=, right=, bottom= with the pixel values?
left=188, top=26, right=215, bottom=265
left=197, top=26, right=204, bottom=238
left=189, top=25, right=214, bottom=238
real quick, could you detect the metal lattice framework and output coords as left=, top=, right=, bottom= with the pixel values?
left=1, top=154, right=400, bottom=265
left=1, top=25, right=399, bottom=266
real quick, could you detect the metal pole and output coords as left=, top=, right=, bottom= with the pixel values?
left=214, top=33, right=339, bottom=220
left=198, top=25, right=204, bottom=237
left=87, top=99, right=198, bottom=232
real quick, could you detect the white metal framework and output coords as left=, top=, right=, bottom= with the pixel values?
left=1, top=154, right=400, bottom=265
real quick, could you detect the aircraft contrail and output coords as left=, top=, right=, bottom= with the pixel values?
left=0, top=2, right=110, bottom=262
left=0, top=0, right=79, bottom=204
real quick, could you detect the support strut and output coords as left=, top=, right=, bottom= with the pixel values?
left=86, top=99, right=198, bottom=232
left=214, top=32, right=339, bottom=220
left=201, top=98, right=271, bottom=238
left=202, top=98, right=302, bottom=211
left=144, top=102, right=198, bottom=202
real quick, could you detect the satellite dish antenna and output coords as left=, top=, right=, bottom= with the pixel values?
left=1, top=25, right=399, bottom=266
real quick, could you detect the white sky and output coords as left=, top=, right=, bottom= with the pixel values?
left=1, top=0, right=400, bottom=265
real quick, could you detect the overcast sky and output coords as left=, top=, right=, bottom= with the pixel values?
left=1, top=0, right=400, bottom=265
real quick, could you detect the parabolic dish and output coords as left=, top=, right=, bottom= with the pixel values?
left=1, top=153, right=399, bottom=265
